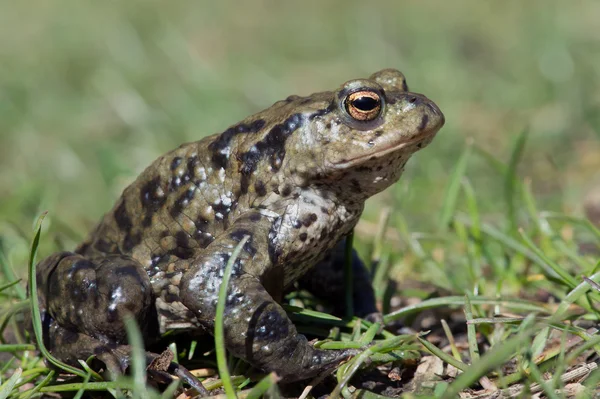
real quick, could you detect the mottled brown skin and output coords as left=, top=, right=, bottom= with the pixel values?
left=35, top=69, right=444, bottom=383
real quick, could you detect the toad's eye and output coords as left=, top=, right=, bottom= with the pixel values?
left=344, top=90, right=382, bottom=121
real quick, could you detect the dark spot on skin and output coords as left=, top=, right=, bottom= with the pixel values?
left=239, top=114, right=303, bottom=177
left=254, top=181, right=267, bottom=197
left=418, top=114, right=429, bottom=131
left=170, top=157, right=182, bottom=171
left=293, top=220, right=302, bottom=229
left=175, top=231, right=191, bottom=248
left=417, top=142, right=423, bottom=149
left=150, top=255, right=162, bottom=267
left=114, top=200, right=132, bottom=232
left=209, top=119, right=267, bottom=169
left=169, top=247, right=196, bottom=259
left=319, top=231, right=327, bottom=240
left=212, top=201, right=231, bottom=222
left=164, top=270, right=177, bottom=279
left=302, top=213, right=318, bottom=227
left=226, top=292, right=245, bottom=306
left=308, top=102, right=335, bottom=121
left=320, top=206, right=329, bottom=214
left=123, top=232, right=141, bottom=252
left=374, top=130, right=383, bottom=137
left=94, top=239, right=115, bottom=253
left=376, top=165, right=383, bottom=171
left=240, top=175, right=250, bottom=195
left=193, top=231, right=214, bottom=248
left=229, top=228, right=257, bottom=256
left=186, top=156, right=200, bottom=178
left=169, top=189, right=196, bottom=219
left=299, top=97, right=312, bottom=105
left=230, top=228, right=251, bottom=241
left=299, top=232, right=308, bottom=242
left=197, top=216, right=209, bottom=226
left=140, top=178, right=166, bottom=225
left=325, top=122, right=332, bottom=130
left=280, top=185, right=292, bottom=197
left=77, top=242, right=90, bottom=254
left=168, top=176, right=183, bottom=192
left=245, top=304, right=290, bottom=353
left=164, top=293, right=179, bottom=303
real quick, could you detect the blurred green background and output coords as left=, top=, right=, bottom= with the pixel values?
left=1, top=0, right=599, bottom=264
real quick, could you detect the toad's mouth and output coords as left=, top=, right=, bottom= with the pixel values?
left=329, top=127, right=441, bottom=169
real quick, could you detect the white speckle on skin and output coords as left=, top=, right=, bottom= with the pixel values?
left=195, top=167, right=207, bottom=180
left=221, top=194, right=232, bottom=206
left=108, top=285, right=126, bottom=312
left=218, top=167, right=226, bottom=182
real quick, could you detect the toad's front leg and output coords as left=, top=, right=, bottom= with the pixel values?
left=180, top=212, right=356, bottom=382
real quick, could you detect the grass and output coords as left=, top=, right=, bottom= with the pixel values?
left=1, top=0, right=600, bottom=397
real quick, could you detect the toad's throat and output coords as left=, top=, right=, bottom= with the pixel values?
left=330, top=129, right=439, bottom=169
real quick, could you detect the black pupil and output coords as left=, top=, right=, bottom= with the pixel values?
left=352, top=96, right=379, bottom=111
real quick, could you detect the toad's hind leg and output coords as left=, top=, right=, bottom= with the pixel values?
left=35, top=252, right=159, bottom=364
left=43, top=319, right=209, bottom=395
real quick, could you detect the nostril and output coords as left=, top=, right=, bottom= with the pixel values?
left=408, top=96, right=418, bottom=104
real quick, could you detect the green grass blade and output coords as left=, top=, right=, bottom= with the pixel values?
left=459, top=217, right=565, bottom=281
left=215, top=235, right=250, bottom=399
left=123, top=316, right=150, bottom=399
left=464, top=295, right=479, bottom=363
left=0, top=279, right=22, bottom=294
left=21, top=371, right=55, bottom=399
left=359, top=322, right=380, bottom=346
left=441, top=330, right=532, bottom=399
left=246, top=373, right=278, bottom=399
left=284, top=305, right=344, bottom=321
left=0, top=249, right=26, bottom=300
left=438, top=141, right=472, bottom=231
left=0, top=344, right=36, bottom=353
left=518, top=228, right=578, bottom=289
left=0, top=368, right=22, bottom=399
left=27, top=212, right=86, bottom=378
left=540, top=212, right=600, bottom=242
left=418, top=336, right=467, bottom=371
left=505, top=129, right=528, bottom=233
left=384, top=296, right=551, bottom=323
